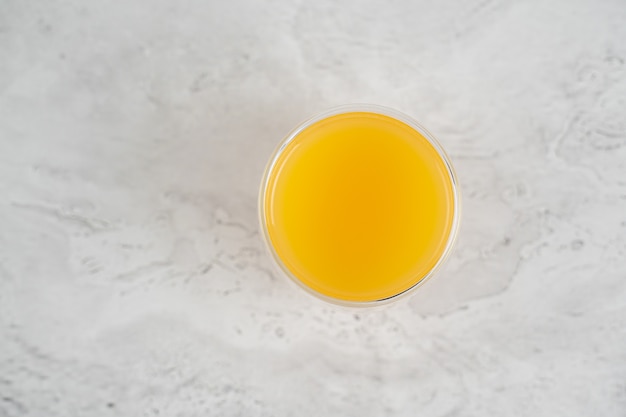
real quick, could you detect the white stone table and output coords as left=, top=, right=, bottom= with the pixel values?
left=1, top=0, right=625, bottom=415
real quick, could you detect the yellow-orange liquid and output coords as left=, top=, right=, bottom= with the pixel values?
left=263, top=111, right=456, bottom=302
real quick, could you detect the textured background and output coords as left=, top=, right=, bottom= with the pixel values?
left=1, top=0, right=626, bottom=416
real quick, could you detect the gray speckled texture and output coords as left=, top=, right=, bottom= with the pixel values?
left=1, top=0, right=626, bottom=416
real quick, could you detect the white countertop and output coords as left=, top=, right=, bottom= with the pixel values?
left=1, top=0, right=625, bottom=415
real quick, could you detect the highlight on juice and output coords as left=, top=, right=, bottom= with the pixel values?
left=259, top=105, right=460, bottom=305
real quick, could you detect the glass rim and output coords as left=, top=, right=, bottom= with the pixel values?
left=258, top=104, right=462, bottom=307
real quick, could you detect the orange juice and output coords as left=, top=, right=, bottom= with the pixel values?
left=260, top=107, right=459, bottom=304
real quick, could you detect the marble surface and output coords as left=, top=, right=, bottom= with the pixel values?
left=1, top=0, right=626, bottom=415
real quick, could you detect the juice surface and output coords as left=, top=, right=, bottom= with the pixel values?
left=263, top=112, right=455, bottom=302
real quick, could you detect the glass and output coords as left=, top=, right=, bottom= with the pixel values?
left=259, top=104, right=461, bottom=306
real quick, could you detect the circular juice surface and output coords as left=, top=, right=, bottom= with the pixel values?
left=262, top=111, right=456, bottom=303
